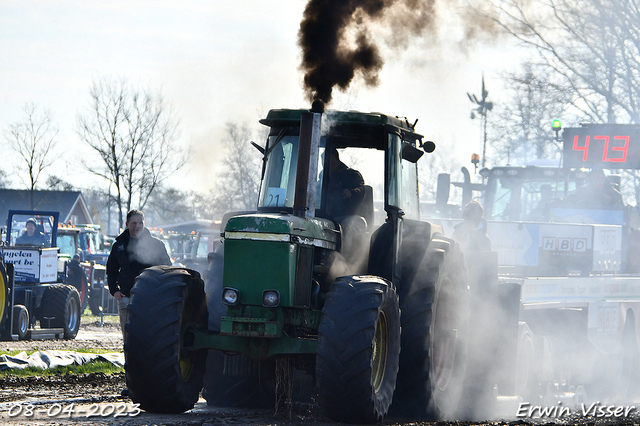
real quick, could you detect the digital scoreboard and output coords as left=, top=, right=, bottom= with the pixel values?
left=563, top=124, right=640, bottom=169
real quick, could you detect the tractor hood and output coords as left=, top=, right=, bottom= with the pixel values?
left=224, top=213, right=338, bottom=250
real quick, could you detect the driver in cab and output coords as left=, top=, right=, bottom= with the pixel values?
left=325, top=147, right=367, bottom=260
left=15, top=217, right=47, bottom=246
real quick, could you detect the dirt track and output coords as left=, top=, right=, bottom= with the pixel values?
left=1, top=321, right=640, bottom=426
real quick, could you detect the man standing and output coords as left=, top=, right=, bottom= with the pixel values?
left=107, top=209, right=171, bottom=339
left=451, top=201, right=491, bottom=253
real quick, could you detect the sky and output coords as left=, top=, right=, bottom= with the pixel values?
left=0, top=1, right=525, bottom=194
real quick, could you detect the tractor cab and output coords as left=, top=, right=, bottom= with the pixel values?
left=257, top=108, right=426, bottom=225
left=6, top=211, right=58, bottom=248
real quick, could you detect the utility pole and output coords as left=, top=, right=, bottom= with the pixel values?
left=467, top=75, right=493, bottom=168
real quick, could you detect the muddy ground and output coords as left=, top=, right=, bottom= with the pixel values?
left=1, top=320, right=639, bottom=426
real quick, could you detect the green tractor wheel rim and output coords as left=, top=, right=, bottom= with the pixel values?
left=372, top=311, right=389, bottom=393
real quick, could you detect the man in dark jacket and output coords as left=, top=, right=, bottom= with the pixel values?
left=452, top=201, right=491, bottom=253
left=325, top=148, right=367, bottom=266
left=107, top=209, right=171, bottom=339
left=325, top=147, right=366, bottom=222
left=16, top=218, right=47, bottom=246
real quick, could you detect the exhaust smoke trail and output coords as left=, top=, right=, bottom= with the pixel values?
left=298, top=0, right=437, bottom=104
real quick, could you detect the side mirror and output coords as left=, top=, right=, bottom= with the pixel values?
left=401, top=144, right=424, bottom=163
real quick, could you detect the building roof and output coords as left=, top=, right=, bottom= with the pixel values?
left=0, top=189, right=93, bottom=226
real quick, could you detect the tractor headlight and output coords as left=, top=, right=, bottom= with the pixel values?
left=262, top=290, right=280, bottom=307
left=222, top=288, right=239, bottom=306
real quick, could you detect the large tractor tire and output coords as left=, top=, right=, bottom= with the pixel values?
left=391, top=237, right=468, bottom=419
left=125, top=266, right=208, bottom=414
left=201, top=252, right=267, bottom=408
left=39, top=284, right=82, bottom=339
left=316, top=275, right=400, bottom=424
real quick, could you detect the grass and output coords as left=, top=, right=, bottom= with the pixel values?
left=80, top=310, right=121, bottom=325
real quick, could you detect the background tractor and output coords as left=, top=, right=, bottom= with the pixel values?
left=0, top=210, right=82, bottom=340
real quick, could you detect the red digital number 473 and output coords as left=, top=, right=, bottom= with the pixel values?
left=572, top=135, right=629, bottom=163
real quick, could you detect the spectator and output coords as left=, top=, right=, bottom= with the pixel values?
left=452, top=201, right=491, bottom=252
left=106, top=209, right=171, bottom=340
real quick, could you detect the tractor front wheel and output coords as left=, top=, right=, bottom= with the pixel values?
left=316, top=275, right=400, bottom=424
left=124, top=266, right=207, bottom=414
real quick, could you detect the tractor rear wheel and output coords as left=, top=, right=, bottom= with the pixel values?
left=316, top=275, right=400, bottom=424
left=125, top=266, right=207, bottom=414
left=39, top=284, right=81, bottom=339
left=391, top=238, right=468, bottom=419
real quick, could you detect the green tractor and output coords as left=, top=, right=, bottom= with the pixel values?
left=123, top=103, right=469, bottom=423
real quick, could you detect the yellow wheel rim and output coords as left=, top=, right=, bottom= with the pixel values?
left=0, top=264, right=6, bottom=325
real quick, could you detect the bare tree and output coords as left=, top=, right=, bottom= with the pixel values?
left=145, top=185, right=200, bottom=224
left=0, top=169, right=9, bottom=188
left=489, top=63, right=568, bottom=165
left=46, top=176, right=74, bottom=191
left=475, top=0, right=640, bottom=203
left=82, top=186, right=115, bottom=236
left=77, top=77, right=187, bottom=230
left=476, top=0, right=640, bottom=124
left=209, top=122, right=263, bottom=219
left=4, top=103, right=60, bottom=208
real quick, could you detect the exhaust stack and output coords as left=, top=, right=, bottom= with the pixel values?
left=293, top=101, right=324, bottom=218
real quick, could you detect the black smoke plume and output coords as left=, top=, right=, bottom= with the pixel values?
left=298, top=0, right=437, bottom=104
